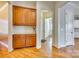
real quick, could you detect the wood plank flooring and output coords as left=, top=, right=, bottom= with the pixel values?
left=0, top=47, right=48, bottom=58
left=0, top=38, right=79, bottom=58
left=0, top=47, right=70, bottom=58
left=54, top=38, right=79, bottom=58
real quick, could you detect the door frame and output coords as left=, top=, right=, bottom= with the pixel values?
left=58, top=2, right=76, bottom=48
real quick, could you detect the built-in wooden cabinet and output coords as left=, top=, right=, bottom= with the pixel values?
left=13, top=6, right=36, bottom=26
left=13, top=34, right=36, bottom=49
left=13, top=6, right=36, bottom=49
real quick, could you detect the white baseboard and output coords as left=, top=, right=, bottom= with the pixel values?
left=8, top=48, right=13, bottom=52
left=58, top=44, right=67, bottom=48
left=36, top=45, right=41, bottom=49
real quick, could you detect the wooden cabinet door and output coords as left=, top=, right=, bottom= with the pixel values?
left=29, top=10, right=36, bottom=26
left=24, top=9, right=30, bottom=26
left=25, top=9, right=36, bottom=26
left=25, top=35, right=36, bottom=47
left=13, top=6, right=25, bottom=25
left=29, top=35, right=36, bottom=46
left=13, top=34, right=25, bottom=49
left=25, top=35, right=31, bottom=47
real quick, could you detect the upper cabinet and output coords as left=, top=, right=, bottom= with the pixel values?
left=24, top=8, right=36, bottom=26
left=13, top=6, right=36, bottom=26
left=13, top=6, right=25, bottom=25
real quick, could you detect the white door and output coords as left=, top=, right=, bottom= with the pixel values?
left=65, top=6, right=74, bottom=46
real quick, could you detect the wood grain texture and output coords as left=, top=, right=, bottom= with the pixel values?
left=0, top=42, right=73, bottom=58
left=1, top=39, right=79, bottom=58
left=13, top=34, right=36, bottom=49
left=0, top=47, right=50, bottom=58
left=13, top=6, right=25, bottom=25
left=13, top=34, right=26, bottom=49
left=13, top=5, right=36, bottom=26
left=25, top=34, right=36, bottom=47
left=0, top=47, right=72, bottom=58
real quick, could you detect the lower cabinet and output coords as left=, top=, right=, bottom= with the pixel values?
left=13, top=34, right=36, bottom=49
left=25, top=34, right=36, bottom=47
left=13, top=34, right=26, bottom=49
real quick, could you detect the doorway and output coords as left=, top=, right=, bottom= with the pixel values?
left=40, top=10, right=53, bottom=57
left=36, top=1, right=54, bottom=57
left=58, top=2, right=79, bottom=57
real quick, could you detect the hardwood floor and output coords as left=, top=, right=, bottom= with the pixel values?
left=0, top=47, right=69, bottom=58
left=54, top=38, right=79, bottom=58
left=0, top=47, right=48, bottom=58
left=0, top=38, right=79, bottom=58
left=0, top=40, right=68, bottom=58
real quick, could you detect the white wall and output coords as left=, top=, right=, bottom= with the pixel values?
left=74, top=8, right=79, bottom=38
left=13, top=26, right=35, bottom=34
left=36, top=1, right=54, bottom=49
left=75, top=8, right=79, bottom=15
left=0, top=2, right=9, bottom=50
left=0, top=3, right=8, bottom=34
left=74, top=8, right=79, bottom=28
left=10, top=1, right=36, bottom=9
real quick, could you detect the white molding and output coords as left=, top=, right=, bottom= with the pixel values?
left=58, top=44, right=66, bottom=48
left=8, top=3, right=13, bottom=52
left=53, top=44, right=66, bottom=48
left=36, top=46, right=41, bottom=49
left=8, top=48, right=13, bottom=52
